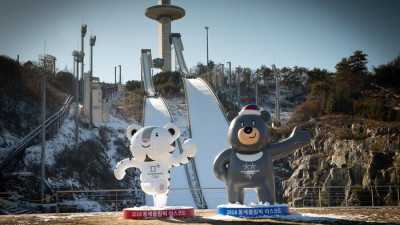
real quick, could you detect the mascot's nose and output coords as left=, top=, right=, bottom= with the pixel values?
left=142, top=138, right=150, bottom=143
left=244, top=127, right=253, bottom=134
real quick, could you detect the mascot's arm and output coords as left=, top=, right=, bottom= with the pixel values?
left=269, top=126, right=311, bottom=160
left=114, top=158, right=141, bottom=180
left=213, top=149, right=231, bottom=182
left=170, top=139, right=197, bottom=167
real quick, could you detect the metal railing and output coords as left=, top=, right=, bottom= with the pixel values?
left=3, top=185, right=399, bottom=214
left=56, top=189, right=145, bottom=213
left=55, top=188, right=223, bottom=213
left=54, top=185, right=400, bottom=213
left=291, top=185, right=400, bottom=207
left=0, top=192, right=19, bottom=214
left=0, top=95, right=73, bottom=170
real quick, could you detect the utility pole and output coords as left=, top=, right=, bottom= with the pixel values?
left=115, top=66, right=117, bottom=84
left=53, top=59, right=56, bottom=76
left=255, top=71, right=259, bottom=106
left=40, top=63, right=46, bottom=202
left=226, top=62, right=231, bottom=101
left=205, top=26, right=209, bottom=69
left=89, top=36, right=96, bottom=130
left=73, top=51, right=80, bottom=151
left=237, top=67, right=240, bottom=108
left=119, top=65, right=121, bottom=84
left=273, top=64, right=280, bottom=124
left=221, top=64, right=224, bottom=89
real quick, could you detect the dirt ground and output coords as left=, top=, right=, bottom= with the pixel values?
left=0, top=208, right=399, bottom=225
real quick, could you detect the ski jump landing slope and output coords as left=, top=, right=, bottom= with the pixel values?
left=185, top=79, right=259, bottom=208
left=172, top=33, right=229, bottom=207
left=184, top=78, right=230, bottom=208
left=140, top=49, right=194, bottom=207
left=172, top=33, right=258, bottom=207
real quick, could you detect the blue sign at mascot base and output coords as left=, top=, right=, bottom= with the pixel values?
left=217, top=204, right=289, bottom=218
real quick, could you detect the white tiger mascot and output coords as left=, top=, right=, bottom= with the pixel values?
left=114, top=123, right=196, bottom=208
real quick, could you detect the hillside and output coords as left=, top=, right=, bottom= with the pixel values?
left=0, top=55, right=73, bottom=147
left=196, top=51, right=400, bottom=207
left=0, top=55, right=144, bottom=212
left=1, top=50, right=400, bottom=213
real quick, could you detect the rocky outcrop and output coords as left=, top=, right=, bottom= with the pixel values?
left=276, top=118, right=400, bottom=206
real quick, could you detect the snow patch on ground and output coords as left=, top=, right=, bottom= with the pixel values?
left=124, top=206, right=193, bottom=210
left=208, top=212, right=348, bottom=221
left=23, top=113, right=129, bottom=168
left=217, top=202, right=287, bottom=208
left=38, top=212, right=119, bottom=221
left=59, top=198, right=102, bottom=212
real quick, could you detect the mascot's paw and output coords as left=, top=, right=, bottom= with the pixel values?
left=114, top=169, right=126, bottom=180
left=182, top=139, right=197, bottom=158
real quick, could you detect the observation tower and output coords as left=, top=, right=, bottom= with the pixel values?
left=145, top=0, right=185, bottom=72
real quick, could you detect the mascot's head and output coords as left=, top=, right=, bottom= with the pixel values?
left=226, top=104, right=271, bottom=152
left=125, top=123, right=180, bottom=162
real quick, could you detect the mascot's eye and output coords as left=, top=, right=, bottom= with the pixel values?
left=252, top=120, right=256, bottom=126
left=155, top=132, right=159, bottom=137
left=240, top=122, right=244, bottom=127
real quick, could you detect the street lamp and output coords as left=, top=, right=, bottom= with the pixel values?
left=205, top=26, right=209, bottom=68
left=89, top=35, right=96, bottom=130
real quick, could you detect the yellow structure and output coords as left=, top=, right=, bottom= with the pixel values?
left=84, top=73, right=109, bottom=123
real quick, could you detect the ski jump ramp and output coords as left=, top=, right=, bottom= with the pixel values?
left=141, top=34, right=258, bottom=208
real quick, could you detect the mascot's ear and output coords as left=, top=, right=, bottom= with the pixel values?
left=164, top=123, right=180, bottom=140
left=226, top=110, right=238, bottom=123
left=260, top=110, right=271, bottom=123
left=126, top=124, right=142, bottom=140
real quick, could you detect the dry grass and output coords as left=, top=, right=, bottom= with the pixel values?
left=0, top=208, right=399, bottom=225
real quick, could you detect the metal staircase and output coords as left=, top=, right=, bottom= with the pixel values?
left=0, top=95, right=73, bottom=170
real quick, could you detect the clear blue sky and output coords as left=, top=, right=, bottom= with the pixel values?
left=1, top=0, right=399, bottom=83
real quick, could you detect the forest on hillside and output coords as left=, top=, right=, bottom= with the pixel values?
left=0, top=55, right=75, bottom=139
left=127, top=50, right=400, bottom=123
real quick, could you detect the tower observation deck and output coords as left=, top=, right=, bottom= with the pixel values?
left=145, top=0, right=185, bottom=72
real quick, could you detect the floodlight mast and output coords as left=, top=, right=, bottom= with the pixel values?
left=72, top=50, right=81, bottom=151
left=89, top=35, right=96, bottom=130
left=40, top=57, right=46, bottom=202
left=80, top=24, right=87, bottom=105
